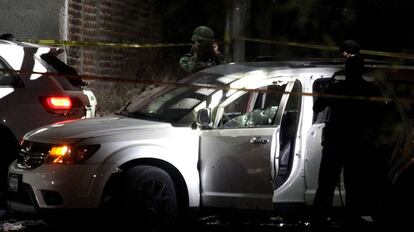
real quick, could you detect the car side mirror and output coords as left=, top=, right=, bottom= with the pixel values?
left=195, top=108, right=212, bottom=129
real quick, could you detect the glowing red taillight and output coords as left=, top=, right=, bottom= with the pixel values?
left=45, top=96, right=72, bottom=110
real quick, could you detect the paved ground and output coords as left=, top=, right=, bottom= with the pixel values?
left=0, top=208, right=382, bottom=232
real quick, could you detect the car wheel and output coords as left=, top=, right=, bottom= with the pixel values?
left=120, top=165, right=178, bottom=228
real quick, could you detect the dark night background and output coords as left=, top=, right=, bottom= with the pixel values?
left=1, top=1, right=414, bottom=230
left=159, top=0, right=414, bottom=63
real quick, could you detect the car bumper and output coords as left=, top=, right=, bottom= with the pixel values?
left=7, top=161, right=108, bottom=213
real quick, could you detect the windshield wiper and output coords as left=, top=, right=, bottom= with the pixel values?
left=118, top=101, right=132, bottom=115
left=119, top=111, right=159, bottom=120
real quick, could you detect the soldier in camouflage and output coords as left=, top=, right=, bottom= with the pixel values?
left=180, top=26, right=226, bottom=73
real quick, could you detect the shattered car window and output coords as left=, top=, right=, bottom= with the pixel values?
left=120, top=72, right=225, bottom=124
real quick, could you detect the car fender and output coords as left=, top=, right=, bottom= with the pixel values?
left=88, top=140, right=200, bottom=208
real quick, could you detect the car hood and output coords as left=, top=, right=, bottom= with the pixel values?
left=23, top=116, right=171, bottom=144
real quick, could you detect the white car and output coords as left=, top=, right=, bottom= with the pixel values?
left=0, top=38, right=96, bottom=198
left=7, top=61, right=413, bottom=227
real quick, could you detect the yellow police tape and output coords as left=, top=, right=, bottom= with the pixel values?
left=25, top=39, right=192, bottom=48
left=24, top=37, right=414, bottom=60
left=238, top=37, right=414, bottom=60
left=5, top=69, right=408, bottom=103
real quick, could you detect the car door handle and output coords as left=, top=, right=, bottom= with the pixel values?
left=249, top=137, right=270, bottom=144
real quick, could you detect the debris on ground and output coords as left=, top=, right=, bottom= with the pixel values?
left=0, top=220, right=46, bottom=232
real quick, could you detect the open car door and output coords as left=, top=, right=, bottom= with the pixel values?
left=199, top=78, right=299, bottom=210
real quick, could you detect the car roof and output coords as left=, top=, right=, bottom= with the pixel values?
left=0, top=39, right=16, bottom=45
left=181, top=60, right=414, bottom=91
left=204, top=59, right=405, bottom=72
left=202, top=59, right=413, bottom=76
left=0, top=39, right=51, bottom=48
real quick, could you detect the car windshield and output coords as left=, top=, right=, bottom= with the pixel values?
left=118, top=72, right=224, bottom=124
left=40, top=53, right=86, bottom=89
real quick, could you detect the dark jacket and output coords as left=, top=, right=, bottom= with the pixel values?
left=313, top=77, right=383, bottom=146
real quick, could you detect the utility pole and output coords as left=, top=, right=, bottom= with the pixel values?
left=225, top=0, right=250, bottom=62
left=253, top=0, right=272, bottom=58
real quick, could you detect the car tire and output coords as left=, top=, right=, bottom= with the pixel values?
left=119, top=165, right=178, bottom=229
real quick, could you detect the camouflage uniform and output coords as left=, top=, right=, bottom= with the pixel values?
left=180, top=26, right=226, bottom=73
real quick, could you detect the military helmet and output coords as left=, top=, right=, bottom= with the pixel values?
left=191, top=26, right=215, bottom=42
left=339, top=40, right=360, bottom=54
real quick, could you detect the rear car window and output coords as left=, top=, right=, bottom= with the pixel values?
left=40, top=53, right=86, bottom=90
left=0, top=57, right=17, bottom=85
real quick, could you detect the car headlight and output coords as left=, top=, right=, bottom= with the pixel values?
left=46, top=144, right=100, bottom=164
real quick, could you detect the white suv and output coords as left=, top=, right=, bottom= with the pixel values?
left=0, top=38, right=96, bottom=198
left=6, top=61, right=413, bottom=226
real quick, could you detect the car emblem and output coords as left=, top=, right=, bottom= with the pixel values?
left=24, top=143, right=32, bottom=153
left=23, top=155, right=30, bottom=166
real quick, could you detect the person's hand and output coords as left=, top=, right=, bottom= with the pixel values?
left=191, top=41, right=199, bottom=54
left=342, top=51, right=353, bottom=58
left=213, top=42, right=221, bottom=55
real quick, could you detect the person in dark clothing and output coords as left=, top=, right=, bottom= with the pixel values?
left=339, top=40, right=360, bottom=59
left=179, top=26, right=226, bottom=73
left=0, top=33, right=15, bottom=41
left=312, top=54, right=385, bottom=226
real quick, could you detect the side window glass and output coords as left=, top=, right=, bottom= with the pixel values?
left=218, top=83, right=287, bottom=128
left=282, top=80, right=301, bottom=125
left=312, top=78, right=333, bottom=123
left=0, top=58, right=16, bottom=86
left=275, top=80, right=302, bottom=186
left=280, top=80, right=302, bottom=150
